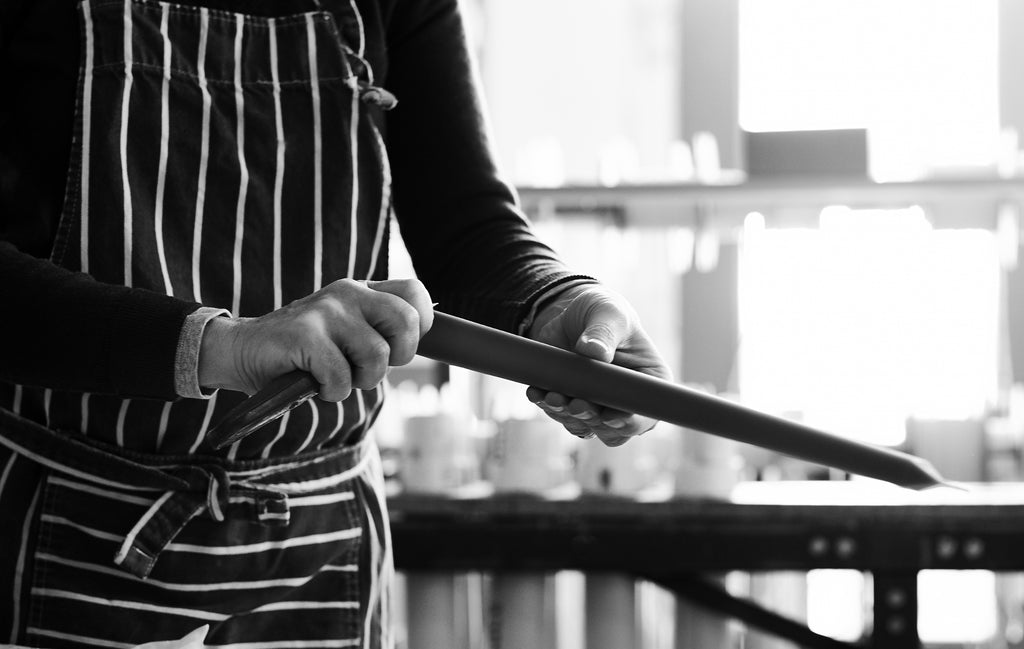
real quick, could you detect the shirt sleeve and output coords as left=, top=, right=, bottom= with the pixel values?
left=383, top=0, right=591, bottom=334
left=0, top=241, right=201, bottom=400
left=0, top=1, right=203, bottom=401
left=174, top=306, right=232, bottom=399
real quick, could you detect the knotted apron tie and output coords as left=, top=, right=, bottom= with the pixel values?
left=0, top=406, right=368, bottom=579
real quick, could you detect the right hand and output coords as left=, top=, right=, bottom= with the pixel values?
left=198, top=278, right=434, bottom=401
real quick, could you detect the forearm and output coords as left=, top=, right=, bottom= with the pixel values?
left=0, top=241, right=200, bottom=399
left=385, top=0, right=585, bottom=332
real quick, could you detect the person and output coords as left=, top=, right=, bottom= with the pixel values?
left=0, top=0, right=671, bottom=646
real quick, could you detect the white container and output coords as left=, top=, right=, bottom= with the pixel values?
left=401, top=413, right=474, bottom=494
left=488, top=416, right=570, bottom=493
left=576, top=433, right=660, bottom=649
left=400, top=412, right=480, bottom=649
left=486, top=415, right=567, bottom=648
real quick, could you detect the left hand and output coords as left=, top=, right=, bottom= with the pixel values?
left=525, top=284, right=672, bottom=446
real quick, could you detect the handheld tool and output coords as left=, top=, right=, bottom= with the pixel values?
left=207, top=311, right=950, bottom=490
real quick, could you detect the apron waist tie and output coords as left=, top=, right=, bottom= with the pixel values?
left=0, top=406, right=368, bottom=579
left=111, top=464, right=293, bottom=578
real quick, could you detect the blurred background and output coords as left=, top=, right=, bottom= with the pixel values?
left=381, top=1, right=1024, bottom=647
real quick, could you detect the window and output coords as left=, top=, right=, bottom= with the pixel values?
left=739, top=208, right=1000, bottom=447
left=469, top=0, right=684, bottom=185
left=740, top=0, right=999, bottom=180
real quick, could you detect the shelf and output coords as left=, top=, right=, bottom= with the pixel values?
left=517, top=176, right=1024, bottom=230
left=389, top=482, right=1024, bottom=574
left=388, top=481, right=1024, bottom=648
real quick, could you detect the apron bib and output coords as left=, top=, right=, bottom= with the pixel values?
left=2, top=0, right=395, bottom=459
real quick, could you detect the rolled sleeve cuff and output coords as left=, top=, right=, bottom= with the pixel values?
left=175, top=307, right=231, bottom=399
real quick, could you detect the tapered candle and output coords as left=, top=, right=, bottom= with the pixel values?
left=209, top=311, right=949, bottom=490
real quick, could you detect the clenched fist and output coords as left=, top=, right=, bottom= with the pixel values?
left=198, top=278, right=434, bottom=401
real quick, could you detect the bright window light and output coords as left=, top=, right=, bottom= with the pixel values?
left=475, top=0, right=683, bottom=185
left=807, top=570, right=865, bottom=641
left=739, top=0, right=999, bottom=180
left=918, top=571, right=998, bottom=643
left=739, top=208, right=1000, bottom=446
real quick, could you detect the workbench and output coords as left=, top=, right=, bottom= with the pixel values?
left=388, top=481, right=1024, bottom=649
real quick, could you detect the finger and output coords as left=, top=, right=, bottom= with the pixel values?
left=575, top=300, right=632, bottom=363
left=566, top=397, right=599, bottom=422
left=561, top=419, right=592, bottom=436
left=595, top=429, right=632, bottom=447
left=526, top=386, right=547, bottom=404
left=597, top=406, right=630, bottom=427
left=333, top=318, right=391, bottom=390
left=542, top=391, right=568, bottom=412
left=307, top=343, right=353, bottom=402
left=602, top=412, right=659, bottom=439
left=356, top=291, right=422, bottom=367
left=565, top=423, right=598, bottom=440
left=366, top=279, right=435, bottom=337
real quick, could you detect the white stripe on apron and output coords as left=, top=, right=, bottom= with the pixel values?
left=191, top=8, right=212, bottom=304
left=119, top=0, right=133, bottom=288
left=366, top=127, right=390, bottom=277
left=346, top=0, right=366, bottom=59
left=42, top=389, right=51, bottom=428
left=270, top=17, right=285, bottom=311
left=188, top=391, right=218, bottom=455
left=115, top=399, right=129, bottom=447
left=32, top=588, right=228, bottom=622
left=261, top=410, right=291, bottom=460
left=80, top=0, right=95, bottom=273
left=231, top=12, right=248, bottom=316
left=345, top=59, right=359, bottom=279
left=10, top=483, right=41, bottom=644
left=153, top=3, right=173, bottom=295
left=295, top=400, right=320, bottom=454
left=0, top=454, right=16, bottom=502
left=306, top=15, right=324, bottom=291
left=155, top=402, right=172, bottom=451
left=37, top=553, right=329, bottom=592
left=77, top=2, right=98, bottom=438
left=80, top=394, right=90, bottom=435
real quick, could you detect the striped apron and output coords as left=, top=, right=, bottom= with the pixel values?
left=0, top=0, right=397, bottom=645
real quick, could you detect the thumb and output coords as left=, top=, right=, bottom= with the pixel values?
left=573, top=305, right=629, bottom=363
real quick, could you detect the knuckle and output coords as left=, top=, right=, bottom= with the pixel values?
left=296, top=317, right=330, bottom=346
left=395, top=305, right=420, bottom=336
left=406, top=278, right=429, bottom=297
left=327, top=277, right=363, bottom=297
left=367, top=338, right=391, bottom=361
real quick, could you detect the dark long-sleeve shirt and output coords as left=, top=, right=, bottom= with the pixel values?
left=0, top=0, right=582, bottom=400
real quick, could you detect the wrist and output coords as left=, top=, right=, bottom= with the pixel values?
left=527, top=281, right=601, bottom=339
left=198, top=316, right=242, bottom=391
